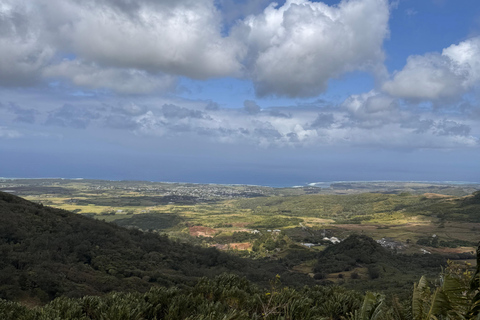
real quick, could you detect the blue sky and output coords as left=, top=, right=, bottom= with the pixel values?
left=0, top=0, right=479, bottom=186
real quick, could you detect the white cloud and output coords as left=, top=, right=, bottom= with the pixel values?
left=342, top=91, right=406, bottom=128
left=44, top=60, right=176, bottom=94
left=383, top=37, right=480, bottom=101
left=232, top=0, right=390, bottom=97
left=339, top=91, right=478, bottom=148
left=443, top=37, right=480, bottom=87
left=0, top=1, right=53, bottom=86
left=2, top=92, right=478, bottom=149
left=0, top=0, right=242, bottom=90
left=0, top=0, right=392, bottom=98
left=46, top=0, right=242, bottom=79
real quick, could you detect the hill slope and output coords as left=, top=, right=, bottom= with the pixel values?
left=313, top=234, right=450, bottom=296
left=0, top=192, right=307, bottom=303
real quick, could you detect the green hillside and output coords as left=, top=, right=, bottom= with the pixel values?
left=2, top=191, right=480, bottom=319
left=5, top=179, right=479, bottom=256
left=0, top=192, right=308, bottom=304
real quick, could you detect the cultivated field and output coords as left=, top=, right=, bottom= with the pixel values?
left=2, top=178, right=479, bottom=259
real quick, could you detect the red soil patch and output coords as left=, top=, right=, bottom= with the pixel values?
left=189, top=226, right=217, bottom=237
left=229, top=242, right=252, bottom=250
left=229, top=228, right=251, bottom=233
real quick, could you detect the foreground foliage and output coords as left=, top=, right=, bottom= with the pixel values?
left=0, top=274, right=365, bottom=320
left=1, top=259, right=479, bottom=320
left=2, top=252, right=479, bottom=319
left=2, top=190, right=480, bottom=319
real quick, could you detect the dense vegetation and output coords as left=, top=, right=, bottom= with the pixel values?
left=416, top=191, right=480, bottom=222
left=312, top=235, right=451, bottom=298
left=0, top=274, right=366, bottom=319
left=234, top=192, right=480, bottom=224
left=5, top=179, right=480, bottom=254
left=0, top=192, right=309, bottom=303
left=113, top=212, right=184, bottom=231
left=1, top=185, right=480, bottom=319
left=1, top=258, right=480, bottom=319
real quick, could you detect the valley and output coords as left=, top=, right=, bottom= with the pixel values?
left=1, top=179, right=480, bottom=318
left=2, top=179, right=479, bottom=271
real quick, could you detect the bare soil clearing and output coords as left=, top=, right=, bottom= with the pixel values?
left=189, top=226, right=217, bottom=237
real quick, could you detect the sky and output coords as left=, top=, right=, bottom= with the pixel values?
left=1, top=0, right=480, bottom=186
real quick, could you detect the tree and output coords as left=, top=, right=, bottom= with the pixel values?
left=411, top=259, right=479, bottom=320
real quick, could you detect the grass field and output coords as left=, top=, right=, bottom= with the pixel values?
left=2, top=179, right=478, bottom=260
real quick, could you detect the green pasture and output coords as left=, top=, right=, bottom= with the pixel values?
left=15, top=180, right=480, bottom=257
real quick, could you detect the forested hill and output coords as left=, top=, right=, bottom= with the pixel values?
left=0, top=192, right=307, bottom=303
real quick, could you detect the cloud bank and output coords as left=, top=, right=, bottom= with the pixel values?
left=0, top=0, right=390, bottom=97
left=1, top=93, right=476, bottom=150
left=1, top=0, right=478, bottom=153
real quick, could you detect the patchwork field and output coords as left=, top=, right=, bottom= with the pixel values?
left=2, top=178, right=480, bottom=297
left=2, top=178, right=479, bottom=258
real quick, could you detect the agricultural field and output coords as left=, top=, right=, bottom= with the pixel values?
left=1, top=178, right=479, bottom=260
left=1, top=178, right=480, bottom=296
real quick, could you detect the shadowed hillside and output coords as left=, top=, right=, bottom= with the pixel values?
left=0, top=192, right=308, bottom=303
left=313, top=234, right=450, bottom=297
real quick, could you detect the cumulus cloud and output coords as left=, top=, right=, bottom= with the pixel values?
left=0, top=1, right=53, bottom=86
left=0, top=0, right=392, bottom=97
left=4, top=93, right=478, bottom=149
left=0, top=0, right=241, bottom=91
left=131, top=96, right=475, bottom=148
left=383, top=37, right=480, bottom=101
left=339, top=91, right=477, bottom=148
left=46, top=0, right=242, bottom=79
left=43, top=60, right=177, bottom=94
left=341, top=91, right=407, bottom=129
left=233, top=0, right=390, bottom=97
